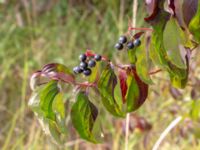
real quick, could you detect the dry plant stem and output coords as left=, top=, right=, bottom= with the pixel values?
left=125, top=1, right=137, bottom=150
left=152, top=116, right=182, bottom=150
left=149, top=69, right=162, bottom=75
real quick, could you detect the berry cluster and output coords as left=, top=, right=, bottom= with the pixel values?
left=73, top=53, right=102, bottom=76
left=114, top=35, right=141, bottom=51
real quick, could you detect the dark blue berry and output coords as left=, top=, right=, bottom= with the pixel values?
left=119, top=36, right=127, bottom=44
left=94, top=54, right=102, bottom=61
left=79, top=54, right=87, bottom=62
left=73, top=66, right=83, bottom=74
left=88, top=60, right=96, bottom=67
left=80, top=62, right=88, bottom=69
left=115, top=43, right=123, bottom=50
left=134, top=39, right=141, bottom=47
left=83, top=68, right=92, bottom=76
left=127, top=41, right=134, bottom=49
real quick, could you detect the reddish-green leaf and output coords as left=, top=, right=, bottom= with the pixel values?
left=126, top=67, right=149, bottom=112
left=98, top=65, right=125, bottom=117
left=145, top=0, right=189, bottom=88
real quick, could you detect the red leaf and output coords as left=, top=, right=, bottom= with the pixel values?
left=118, top=70, right=128, bottom=103
left=182, top=0, right=198, bottom=26
left=169, top=0, right=175, bottom=15
left=45, top=72, right=75, bottom=84
left=133, top=32, right=145, bottom=39
left=168, top=0, right=187, bottom=28
left=144, top=0, right=160, bottom=22
left=145, top=0, right=157, bottom=15
left=131, top=67, right=149, bottom=107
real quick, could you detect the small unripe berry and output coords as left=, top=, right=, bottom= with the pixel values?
left=88, top=60, right=96, bottom=67
left=83, top=68, right=92, bottom=76
left=73, top=66, right=83, bottom=74
left=80, top=62, right=88, bottom=69
left=115, top=43, right=123, bottom=50
left=94, top=54, right=102, bottom=61
left=79, top=54, right=87, bottom=62
left=134, top=39, right=141, bottom=47
left=118, top=35, right=127, bottom=44
left=127, top=41, right=134, bottom=49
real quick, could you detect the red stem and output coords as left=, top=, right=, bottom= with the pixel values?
left=128, top=27, right=153, bottom=32
left=75, top=82, right=96, bottom=88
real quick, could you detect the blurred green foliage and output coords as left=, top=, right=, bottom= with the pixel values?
left=0, top=0, right=200, bottom=150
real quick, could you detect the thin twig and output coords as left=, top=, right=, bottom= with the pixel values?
left=125, top=1, right=138, bottom=150
left=128, top=27, right=153, bottom=32
left=149, top=69, right=162, bottom=75
left=152, top=116, right=182, bottom=150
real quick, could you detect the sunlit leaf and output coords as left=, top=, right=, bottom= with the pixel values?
left=163, top=18, right=186, bottom=69
left=135, top=36, right=153, bottom=84
left=52, top=93, right=67, bottom=133
left=71, top=91, right=99, bottom=143
left=98, top=65, right=125, bottom=117
left=127, top=47, right=137, bottom=64
left=28, top=87, right=43, bottom=115
left=89, top=63, right=99, bottom=83
left=40, top=81, right=59, bottom=120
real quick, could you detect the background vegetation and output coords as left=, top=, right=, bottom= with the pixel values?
left=0, top=0, right=200, bottom=149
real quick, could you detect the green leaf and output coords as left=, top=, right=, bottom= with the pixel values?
left=127, top=47, right=137, bottom=64
left=190, top=100, right=200, bottom=121
left=48, top=120, right=64, bottom=144
left=125, top=73, right=140, bottom=112
left=189, top=1, right=200, bottom=43
left=98, top=65, right=125, bottom=117
left=40, top=81, right=59, bottom=120
left=89, top=63, right=99, bottom=83
left=163, top=18, right=186, bottom=69
left=135, top=37, right=153, bottom=84
left=145, top=0, right=189, bottom=88
left=29, top=80, right=68, bottom=143
left=52, top=93, right=67, bottom=133
left=71, top=91, right=99, bottom=143
left=28, top=87, right=43, bottom=115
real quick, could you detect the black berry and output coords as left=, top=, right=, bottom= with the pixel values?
left=94, top=54, right=102, bottom=61
left=88, top=60, right=96, bottom=67
left=134, top=39, right=141, bottom=47
left=119, top=35, right=127, bottom=44
left=127, top=41, right=134, bottom=49
left=80, top=62, right=88, bottom=69
left=73, top=66, right=83, bottom=74
left=83, top=68, right=92, bottom=76
left=115, top=43, right=123, bottom=50
left=79, top=54, right=87, bottom=62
